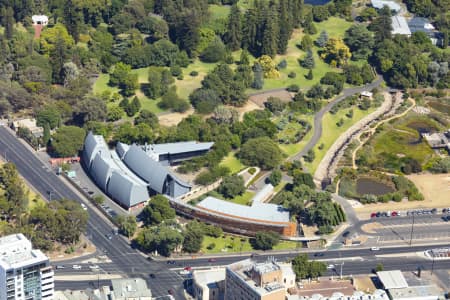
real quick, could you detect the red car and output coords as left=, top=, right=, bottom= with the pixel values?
left=370, top=212, right=377, bottom=218
left=391, top=211, right=398, bottom=217
left=184, top=266, right=192, bottom=271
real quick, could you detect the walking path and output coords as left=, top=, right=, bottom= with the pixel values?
left=351, top=96, right=416, bottom=169
left=314, top=91, right=394, bottom=183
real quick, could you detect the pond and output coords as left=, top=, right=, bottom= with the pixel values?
left=356, top=178, right=395, bottom=196
left=304, top=0, right=332, bottom=5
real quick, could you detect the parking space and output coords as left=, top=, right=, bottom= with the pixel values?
left=375, top=224, right=450, bottom=243
left=377, top=215, right=445, bottom=226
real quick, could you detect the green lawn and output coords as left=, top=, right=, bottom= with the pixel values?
left=229, top=191, right=255, bottom=205
left=304, top=106, right=376, bottom=173
left=220, top=152, right=245, bottom=174
left=201, top=234, right=299, bottom=254
left=93, top=73, right=119, bottom=95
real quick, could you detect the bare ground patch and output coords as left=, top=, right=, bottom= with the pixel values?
left=248, top=90, right=293, bottom=108
left=354, top=173, right=450, bottom=218
left=360, top=222, right=383, bottom=234
left=158, top=108, right=195, bottom=127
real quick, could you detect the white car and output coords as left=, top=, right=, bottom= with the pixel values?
left=80, top=203, right=87, bottom=211
left=327, top=264, right=335, bottom=269
left=89, top=265, right=99, bottom=270
left=371, top=247, right=380, bottom=251
left=179, top=270, right=191, bottom=275
left=72, top=265, right=82, bottom=270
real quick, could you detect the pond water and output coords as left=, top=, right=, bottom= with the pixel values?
left=304, top=0, right=332, bottom=5
left=356, top=178, right=395, bottom=196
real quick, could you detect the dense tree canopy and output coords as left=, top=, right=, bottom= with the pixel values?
left=239, top=137, right=283, bottom=170
left=51, top=126, right=86, bottom=157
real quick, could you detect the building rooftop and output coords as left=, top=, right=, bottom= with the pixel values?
left=377, top=270, right=409, bottom=289
left=144, top=141, right=214, bottom=156
left=111, top=278, right=152, bottom=298
left=371, top=0, right=401, bottom=12
left=391, top=16, right=411, bottom=35
left=193, top=268, right=226, bottom=287
left=388, top=285, right=442, bottom=299
left=228, top=259, right=285, bottom=296
left=251, top=184, right=274, bottom=204
left=0, top=233, right=49, bottom=270
left=197, top=196, right=290, bottom=224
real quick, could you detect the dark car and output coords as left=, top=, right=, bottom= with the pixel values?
left=208, top=258, right=217, bottom=262
left=167, top=260, right=176, bottom=265
left=342, top=231, right=350, bottom=238
left=376, top=212, right=381, bottom=217
left=168, top=289, right=174, bottom=295
left=150, top=273, right=156, bottom=278
left=314, top=252, right=324, bottom=257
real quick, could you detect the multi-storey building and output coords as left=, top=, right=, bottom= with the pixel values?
left=0, top=234, right=54, bottom=300
left=225, top=258, right=295, bottom=300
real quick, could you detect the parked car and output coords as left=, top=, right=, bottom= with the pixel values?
left=55, top=265, right=65, bottom=269
left=167, top=260, right=176, bottom=265
left=327, top=264, right=335, bottom=269
left=179, top=270, right=191, bottom=275
left=371, top=212, right=377, bottom=218
left=80, top=203, right=87, bottom=211
left=391, top=211, right=398, bottom=217
left=89, top=265, right=99, bottom=270
left=150, top=273, right=156, bottom=278
left=370, top=247, right=380, bottom=251
left=72, top=265, right=82, bottom=270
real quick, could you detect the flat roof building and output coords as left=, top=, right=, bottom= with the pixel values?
left=371, top=0, right=401, bottom=12
left=192, top=268, right=226, bottom=300
left=0, top=233, right=54, bottom=300
left=391, top=16, right=411, bottom=36
left=225, top=258, right=295, bottom=300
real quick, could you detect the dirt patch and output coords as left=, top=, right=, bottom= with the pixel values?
left=47, top=235, right=96, bottom=262
left=353, top=276, right=377, bottom=293
left=158, top=108, right=194, bottom=127
left=407, top=173, right=450, bottom=207
left=301, top=224, right=319, bottom=238
left=249, top=90, right=293, bottom=108
left=355, top=173, right=450, bottom=217
left=360, top=222, right=382, bottom=234
left=234, top=101, right=261, bottom=120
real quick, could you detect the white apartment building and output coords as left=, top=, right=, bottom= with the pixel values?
left=0, top=233, right=54, bottom=300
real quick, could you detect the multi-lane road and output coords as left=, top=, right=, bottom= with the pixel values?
left=0, top=126, right=184, bottom=298
left=0, top=125, right=449, bottom=298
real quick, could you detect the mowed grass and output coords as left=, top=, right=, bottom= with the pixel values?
left=229, top=191, right=255, bottom=205
left=304, top=106, right=376, bottom=173
left=220, top=152, right=245, bottom=173
left=94, top=72, right=166, bottom=115
left=201, top=234, right=299, bottom=254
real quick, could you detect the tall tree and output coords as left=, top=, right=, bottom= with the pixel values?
left=261, top=6, right=279, bottom=57
left=369, top=6, right=392, bottom=43
left=344, top=25, right=374, bottom=60
left=224, top=4, right=242, bottom=51
left=63, top=0, right=82, bottom=42
left=277, top=0, right=292, bottom=54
